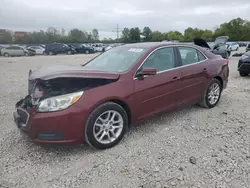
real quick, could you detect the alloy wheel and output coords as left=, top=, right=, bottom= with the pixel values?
left=93, top=110, right=124, bottom=144
left=208, top=83, right=220, bottom=105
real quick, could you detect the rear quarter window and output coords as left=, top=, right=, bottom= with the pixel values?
left=197, top=50, right=206, bottom=61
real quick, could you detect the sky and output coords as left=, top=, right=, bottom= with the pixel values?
left=1, top=0, right=250, bottom=39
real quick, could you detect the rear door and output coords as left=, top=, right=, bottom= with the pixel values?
left=5, top=46, right=14, bottom=56
left=133, top=46, right=183, bottom=120
left=176, top=46, right=210, bottom=104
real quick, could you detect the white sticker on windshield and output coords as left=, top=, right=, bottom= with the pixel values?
left=128, top=48, right=143, bottom=52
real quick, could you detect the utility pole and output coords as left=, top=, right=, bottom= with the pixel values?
left=112, top=24, right=122, bottom=39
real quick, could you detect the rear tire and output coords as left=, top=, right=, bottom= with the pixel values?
left=199, top=78, right=222, bottom=108
left=84, top=102, right=128, bottom=149
left=239, top=72, right=249, bottom=77
left=49, top=51, right=53, bottom=55
left=85, top=50, right=89, bottom=54
left=25, top=52, right=29, bottom=56
left=67, top=50, right=72, bottom=55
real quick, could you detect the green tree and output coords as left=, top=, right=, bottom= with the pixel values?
left=184, top=27, right=195, bottom=41
left=68, top=29, right=87, bottom=43
left=201, top=29, right=213, bottom=41
left=121, top=27, right=130, bottom=43
left=142, top=26, right=152, bottom=41
left=0, top=30, right=13, bottom=44
left=167, top=31, right=184, bottom=41
left=92, top=29, right=99, bottom=40
left=129, top=27, right=141, bottom=43
left=214, top=18, right=250, bottom=41
left=151, top=31, right=163, bottom=41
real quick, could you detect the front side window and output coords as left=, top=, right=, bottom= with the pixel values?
left=12, top=46, right=21, bottom=50
left=141, top=47, right=175, bottom=72
left=84, top=47, right=146, bottom=73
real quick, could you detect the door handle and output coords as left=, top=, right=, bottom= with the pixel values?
left=202, top=68, right=207, bottom=72
left=172, top=76, right=179, bottom=80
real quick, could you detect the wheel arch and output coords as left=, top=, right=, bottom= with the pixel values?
left=89, top=98, right=132, bottom=128
left=107, top=99, right=132, bottom=127
left=213, top=76, right=223, bottom=89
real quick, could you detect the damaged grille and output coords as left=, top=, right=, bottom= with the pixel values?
left=17, top=108, right=29, bottom=125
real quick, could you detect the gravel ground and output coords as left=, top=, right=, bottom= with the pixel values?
left=0, top=49, right=250, bottom=188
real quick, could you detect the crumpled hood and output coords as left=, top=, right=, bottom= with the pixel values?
left=29, top=64, right=120, bottom=81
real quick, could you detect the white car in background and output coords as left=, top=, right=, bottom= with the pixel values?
left=227, top=42, right=239, bottom=51
left=27, top=46, right=45, bottom=55
left=91, top=44, right=106, bottom=52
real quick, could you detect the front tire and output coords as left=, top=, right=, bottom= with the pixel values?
left=85, top=50, right=89, bottom=54
left=85, top=102, right=128, bottom=149
left=199, top=78, right=222, bottom=108
left=239, top=72, right=248, bottom=77
left=4, top=53, right=9, bottom=57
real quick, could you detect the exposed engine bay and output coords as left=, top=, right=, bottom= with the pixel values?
left=20, top=77, right=117, bottom=108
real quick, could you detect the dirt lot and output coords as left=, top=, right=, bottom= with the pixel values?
left=0, top=49, right=250, bottom=188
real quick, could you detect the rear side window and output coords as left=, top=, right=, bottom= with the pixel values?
left=178, top=47, right=206, bottom=66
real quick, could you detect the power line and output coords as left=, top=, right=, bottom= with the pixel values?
left=112, top=24, right=122, bottom=39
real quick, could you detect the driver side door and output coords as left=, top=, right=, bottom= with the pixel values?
left=133, top=47, right=183, bottom=120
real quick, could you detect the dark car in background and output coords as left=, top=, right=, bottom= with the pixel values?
left=246, top=43, right=250, bottom=52
left=239, top=42, right=247, bottom=47
left=238, top=51, right=250, bottom=76
left=194, top=36, right=231, bottom=59
left=68, top=43, right=95, bottom=54
left=44, top=43, right=76, bottom=55
left=13, top=42, right=229, bottom=149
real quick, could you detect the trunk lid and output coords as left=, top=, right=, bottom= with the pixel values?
left=193, top=38, right=211, bottom=49
left=214, top=36, right=229, bottom=45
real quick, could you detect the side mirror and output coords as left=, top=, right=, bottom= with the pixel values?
left=136, top=67, right=157, bottom=78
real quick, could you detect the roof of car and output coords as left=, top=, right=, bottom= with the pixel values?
left=122, top=42, right=194, bottom=49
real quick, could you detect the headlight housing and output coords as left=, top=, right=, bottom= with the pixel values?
left=37, top=91, right=83, bottom=112
left=241, top=55, right=250, bottom=59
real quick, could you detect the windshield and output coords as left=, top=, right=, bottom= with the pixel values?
left=84, top=46, right=146, bottom=73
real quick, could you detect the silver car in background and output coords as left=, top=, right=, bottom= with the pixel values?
left=1, top=45, right=35, bottom=57
left=27, top=46, right=45, bottom=55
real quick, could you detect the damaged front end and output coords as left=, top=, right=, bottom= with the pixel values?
left=14, top=67, right=119, bottom=132
left=27, top=76, right=117, bottom=107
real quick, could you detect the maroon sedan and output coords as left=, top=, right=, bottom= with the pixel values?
left=13, top=42, right=229, bottom=149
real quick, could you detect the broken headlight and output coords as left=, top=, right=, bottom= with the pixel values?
left=37, top=91, right=84, bottom=112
